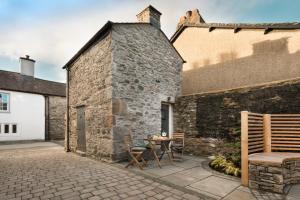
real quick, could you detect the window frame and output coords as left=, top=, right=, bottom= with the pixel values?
left=0, top=92, right=10, bottom=113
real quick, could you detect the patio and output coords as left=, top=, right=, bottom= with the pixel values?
left=118, top=154, right=300, bottom=200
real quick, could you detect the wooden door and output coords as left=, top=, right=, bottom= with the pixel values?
left=77, top=106, right=86, bottom=152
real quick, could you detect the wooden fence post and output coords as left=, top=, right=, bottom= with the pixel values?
left=241, top=111, right=249, bottom=186
left=263, top=114, right=272, bottom=153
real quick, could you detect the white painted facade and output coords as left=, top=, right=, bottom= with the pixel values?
left=0, top=90, right=45, bottom=141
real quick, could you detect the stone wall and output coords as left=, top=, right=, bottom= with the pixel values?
left=174, top=78, right=300, bottom=155
left=111, top=24, right=182, bottom=160
left=68, top=31, right=114, bottom=160
left=249, top=160, right=300, bottom=193
left=48, top=96, right=66, bottom=140
left=67, top=23, right=182, bottom=161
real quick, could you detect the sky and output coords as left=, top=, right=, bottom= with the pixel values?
left=0, top=0, right=299, bottom=83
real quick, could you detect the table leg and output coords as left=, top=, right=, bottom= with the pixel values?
left=152, top=149, right=162, bottom=168
left=159, top=151, right=165, bottom=161
left=162, top=142, right=173, bottom=164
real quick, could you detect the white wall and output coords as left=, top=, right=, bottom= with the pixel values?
left=0, top=90, right=45, bottom=141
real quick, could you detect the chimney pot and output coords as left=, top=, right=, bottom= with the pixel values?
left=137, top=5, right=162, bottom=29
left=20, top=55, right=35, bottom=77
left=186, top=11, right=192, bottom=18
left=177, top=8, right=206, bottom=30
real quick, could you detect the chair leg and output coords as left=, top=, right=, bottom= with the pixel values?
left=125, top=160, right=134, bottom=168
left=126, top=152, right=144, bottom=170
left=134, top=154, right=144, bottom=170
left=141, top=157, right=147, bottom=166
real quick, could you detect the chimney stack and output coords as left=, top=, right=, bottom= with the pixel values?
left=177, top=9, right=205, bottom=30
left=20, top=55, right=35, bottom=77
left=137, top=5, right=162, bottom=29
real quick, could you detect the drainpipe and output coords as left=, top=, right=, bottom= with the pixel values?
left=66, top=68, right=70, bottom=152
left=45, top=96, right=50, bottom=140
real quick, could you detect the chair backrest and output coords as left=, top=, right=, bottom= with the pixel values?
left=172, top=132, right=185, bottom=146
left=124, top=134, right=133, bottom=151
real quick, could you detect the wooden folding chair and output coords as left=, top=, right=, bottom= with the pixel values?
left=171, top=133, right=185, bottom=161
left=124, top=135, right=147, bottom=170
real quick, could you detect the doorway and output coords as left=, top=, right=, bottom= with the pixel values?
left=161, top=103, right=173, bottom=137
left=76, top=106, right=86, bottom=152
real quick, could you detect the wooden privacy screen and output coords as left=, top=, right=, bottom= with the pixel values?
left=271, top=114, right=300, bottom=151
left=241, top=112, right=300, bottom=186
left=241, top=111, right=264, bottom=186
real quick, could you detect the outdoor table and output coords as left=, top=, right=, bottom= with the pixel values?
left=144, top=137, right=173, bottom=168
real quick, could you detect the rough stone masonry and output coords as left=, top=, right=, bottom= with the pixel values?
left=66, top=7, right=183, bottom=161
left=174, top=78, right=300, bottom=155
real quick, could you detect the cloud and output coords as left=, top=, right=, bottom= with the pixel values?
left=0, top=0, right=264, bottom=82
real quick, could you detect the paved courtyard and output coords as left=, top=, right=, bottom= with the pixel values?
left=0, top=143, right=205, bottom=200
left=0, top=142, right=299, bottom=200
left=119, top=153, right=300, bottom=200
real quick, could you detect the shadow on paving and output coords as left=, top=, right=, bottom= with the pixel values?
left=118, top=154, right=299, bottom=200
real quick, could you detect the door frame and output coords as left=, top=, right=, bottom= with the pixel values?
left=161, top=102, right=174, bottom=138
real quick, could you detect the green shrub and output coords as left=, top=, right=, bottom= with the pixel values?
left=209, top=127, right=242, bottom=177
left=210, top=155, right=241, bottom=177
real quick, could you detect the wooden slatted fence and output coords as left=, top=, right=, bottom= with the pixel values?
left=241, top=112, right=300, bottom=186
left=241, top=111, right=264, bottom=186
left=271, top=114, right=300, bottom=151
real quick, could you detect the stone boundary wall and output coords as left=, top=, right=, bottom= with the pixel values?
left=249, top=160, right=300, bottom=193
left=48, top=96, right=66, bottom=140
left=174, top=78, right=300, bottom=155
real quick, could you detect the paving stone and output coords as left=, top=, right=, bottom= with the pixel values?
left=160, top=173, right=199, bottom=187
left=145, top=166, right=185, bottom=177
left=0, top=145, right=213, bottom=200
left=179, top=167, right=212, bottom=180
left=223, top=189, right=256, bottom=200
left=182, top=193, right=201, bottom=200
left=287, top=184, right=300, bottom=199
left=173, top=159, right=202, bottom=168
left=189, top=176, right=240, bottom=198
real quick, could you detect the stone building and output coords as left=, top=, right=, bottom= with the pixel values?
left=171, top=10, right=300, bottom=155
left=63, top=6, right=184, bottom=161
left=0, top=56, right=66, bottom=141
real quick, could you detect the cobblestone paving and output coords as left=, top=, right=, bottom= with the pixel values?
left=0, top=146, right=206, bottom=200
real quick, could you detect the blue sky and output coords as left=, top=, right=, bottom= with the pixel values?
left=0, top=0, right=299, bottom=83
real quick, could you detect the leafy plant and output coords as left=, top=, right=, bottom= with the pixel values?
left=210, top=155, right=241, bottom=177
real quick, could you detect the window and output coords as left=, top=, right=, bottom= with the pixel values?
left=12, top=124, right=17, bottom=133
left=0, top=124, right=18, bottom=135
left=0, top=93, right=9, bottom=112
left=4, top=124, right=9, bottom=133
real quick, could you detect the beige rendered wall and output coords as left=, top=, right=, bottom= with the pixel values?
left=173, top=27, right=300, bottom=95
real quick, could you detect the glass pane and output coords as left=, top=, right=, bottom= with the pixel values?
left=4, top=124, right=9, bottom=133
left=3, top=103, right=7, bottom=110
left=12, top=125, right=17, bottom=133
left=0, top=93, right=9, bottom=111
left=2, top=95, right=7, bottom=102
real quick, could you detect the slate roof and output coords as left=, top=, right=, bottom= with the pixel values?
left=171, top=22, right=300, bottom=42
left=0, top=70, right=66, bottom=97
left=62, top=21, right=185, bottom=69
